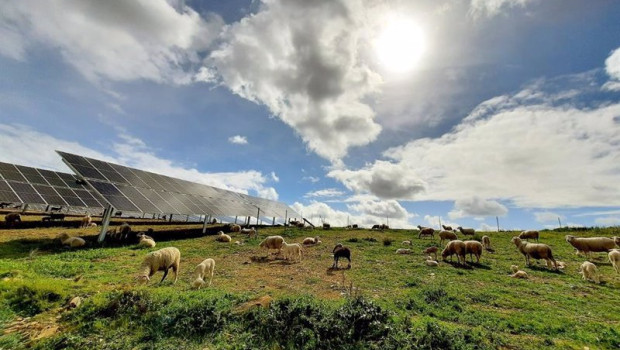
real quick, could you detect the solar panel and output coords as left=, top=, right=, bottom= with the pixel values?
left=58, top=151, right=300, bottom=218
left=0, top=180, right=21, bottom=203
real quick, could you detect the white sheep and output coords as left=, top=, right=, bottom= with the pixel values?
left=215, top=231, right=232, bottom=243
left=510, top=265, right=519, bottom=273
left=463, top=240, right=483, bottom=263
left=241, top=227, right=257, bottom=238
left=519, top=230, right=539, bottom=242
left=511, top=237, right=557, bottom=270
left=138, top=235, right=156, bottom=248
left=402, top=240, right=412, bottom=246
left=457, top=227, right=475, bottom=236
left=608, top=249, right=620, bottom=274
left=396, top=248, right=412, bottom=254
left=230, top=224, right=241, bottom=232
left=417, top=225, right=435, bottom=239
left=192, top=258, right=215, bottom=289
left=438, top=230, right=457, bottom=245
left=259, top=235, right=285, bottom=255
left=425, top=260, right=439, bottom=267
left=510, top=265, right=528, bottom=279
left=481, top=235, right=491, bottom=250
left=579, top=261, right=599, bottom=284
left=441, top=240, right=466, bottom=264
left=137, top=247, right=181, bottom=284
left=302, top=236, right=321, bottom=245
left=88, top=222, right=97, bottom=227
left=80, top=214, right=92, bottom=228
left=282, top=242, right=302, bottom=262
left=565, top=235, right=619, bottom=258
left=57, top=233, right=86, bottom=248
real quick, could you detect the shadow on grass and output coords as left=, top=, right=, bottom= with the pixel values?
left=526, top=265, right=565, bottom=274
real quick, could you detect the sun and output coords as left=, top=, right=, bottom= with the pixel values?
left=375, top=18, right=426, bottom=72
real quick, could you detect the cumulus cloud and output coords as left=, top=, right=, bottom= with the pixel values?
left=0, top=0, right=224, bottom=84
left=304, top=188, right=345, bottom=198
left=0, top=123, right=278, bottom=199
left=292, top=200, right=414, bottom=228
left=448, top=197, right=508, bottom=219
left=205, top=0, right=383, bottom=162
left=347, top=199, right=411, bottom=220
left=603, top=47, right=620, bottom=91
left=422, top=215, right=458, bottom=230
left=270, top=172, right=279, bottom=182
left=469, top=0, right=536, bottom=18
left=302, top=176, right=320, bottom=183
left=534, top=211, right=565, bottom=223
left=228, top=135, right=248, bottom=145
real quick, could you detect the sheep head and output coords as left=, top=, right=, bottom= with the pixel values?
left=137, top=275, right=150, bottom=284
left=565, top=235, right=575, bottom=243
left=511, top=236, right=522, bottom=247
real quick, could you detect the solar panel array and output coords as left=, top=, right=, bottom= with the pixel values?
left=0, top=162, right=106, bottom=210
left=57, top=151, right=299, bottom=219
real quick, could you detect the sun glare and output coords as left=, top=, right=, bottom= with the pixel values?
left=375, top=18, right=426, bottom=73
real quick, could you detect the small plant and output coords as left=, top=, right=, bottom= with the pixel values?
left=383, top=238, right=393, bottom=246
left=347, top=237, right=359, bottom=243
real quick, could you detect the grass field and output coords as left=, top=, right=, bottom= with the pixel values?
left=0, top=221, right=619, bottom=349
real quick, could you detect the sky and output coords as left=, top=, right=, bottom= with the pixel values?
left=1, top=0, right=620, bottom=231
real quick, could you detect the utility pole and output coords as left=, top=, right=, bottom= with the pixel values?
left=558, top=217, right=562, bottom=229
left=496, top=216, right=500, bottom=232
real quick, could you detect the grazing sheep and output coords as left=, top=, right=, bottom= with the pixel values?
left=565, top=235, right=619, bottom=258
left=511, top=237, right=557, bottom=270
left=416, top=225, right=434, bottom=239
left=425, top=260, right=439, bottom=267
left=441, top=240, right=466, bottom=264
left=192, top=258, right=215, bottom=289
left=608, top=250, right=620, bottom=274
left=396, top=248, right=412, bottom=254
left=438, top=230, right=458, bottom=245
left=422, top=246, right=439, bottom=260
left=457, top=227, right=475, bottom=236
left=4, top=213, right=21, bottom=227
left=137, top=247, right=181, bottom=284
left=259, top=235, right=285, bottom=255
left=519, top=230, right=539, bottom=242
left=332, top=243, right=351, bottom=269
left=579, top=261, right=600, bottom=284
left=402, top=240, right=412, bottom=245
left=482, top=236, right=491, bottom=250
left=557, top=261, right=567, bottom=270
left=229, top=224, right=241, bottom=232
left=80, top=214, right=92, bottom=228
left=57, top=233, right=86, bottom=248
left=441, top=225, right=453, bottom=231
left=241, top=227, right=257, bottom=238
left=464, top=240, right=483, bottom=263
left=302, top=236, right=321, bottom=245
left=138, top=235, right=156, bottom=248
left=215, top=231, right=232, bottom=243
left=282, top=242, right=302, bottom=262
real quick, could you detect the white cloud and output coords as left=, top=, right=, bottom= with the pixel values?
left=0, top=123, right=278, bottom=200
left=347, top=199, right=411, bottom=221
left=594, top=217, right=620, bottom=227
left=270, top=172, right=279, bottom=182
left=603, top=47, right=620, bottom=91
left=534, top=211, right=565, bottom=223
left=228, top=135, right=248, bottom=145
left=302, top=176, right=320, bottom=183
left=0, top=0, right=224, bottom=84
left=469, top=0, right=536, bottom=18
left=422, top=215, right=458, bottom=230
left=206, top=0, right=383, bottom=162
left=329, top=79, right=620, bottom=209
left=574, top=209, right=620, bottom=217
left=304, top=188, right=345, bottom=198
left=291, top=200, right=414, bottom=228
left=448, top=197, right=508, bottom=219
left=478, top=223, right=497, bottom=232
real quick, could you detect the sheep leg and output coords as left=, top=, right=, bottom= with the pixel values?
left=208, top=270, right=213, bottom=287
left=160, top=268, right=169, bottom=283
left=172, top=265, right=178, bottom=284
left=346, top=257, right=351, bottom=268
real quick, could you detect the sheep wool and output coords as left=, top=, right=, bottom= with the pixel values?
left=57, top=233, right=86, bottom=248
left=438, top=230, right=457, bottom=245
left=441, top=240, right=466, bottom=264
left=579, top=261, right=600, bottom=284
left=138, top=236, right=156, bottom=248
left=463, top=240, right=483, bottom=263
left=192, top=258, right=215, bottom=289
left=138, top=247, right=181, bottom=284
left=282, top=242, right=302, bottom=262
left=511, top=237, right=557, bottom=270
left=608, top=250, right=620, bottom=274
left=259, top=236, right=285, bottom=253
left=565, top=236, right=618, bottom=257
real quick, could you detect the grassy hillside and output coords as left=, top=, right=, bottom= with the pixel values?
left=0, top=224, right=619, bottom=349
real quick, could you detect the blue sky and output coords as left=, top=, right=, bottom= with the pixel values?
left=1, top=0, right=620, bottom=230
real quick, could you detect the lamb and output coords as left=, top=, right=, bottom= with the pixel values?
left=138, top=235, right=156, bottom=248
left=192, top=258, right=215, bottom=289
left=88, top=222, right=97, bottom=227
left=422, top=246, right=439, bottom=260
left=282, top=242, right=302, bottom=262
left=4, top=213, right=21, bottom=227
left=259, top=235, right=285, bottom=255
left=441, top=225, right=453, bottom=231
left=137, top=247, right=181, bottom=284
left=579, top=261, right=600, bottom=284
left=565, top=235, right=619, bottom=258
left=510, top=265, right=528, bottom=279
left=463, top=240, right=483, bottom=263
left=417, top=225, right=435, bottom=239
left=511, top=237, right=557, bottom=270
left=608, top=249, right=620, bottom=274
left=332, top=243, right=351, bottom=269
left=396, top=248, right=412, bottom=254
left=441, top=240, right=466, bottom=264
left=438, top=230, right=458, bottom=245
left=229, top=224, right=241, bottom=232
left=457, top=227, right=475, bottom=236
left=215, top=231, right=232, bottom=243
left=57, top=233, right=86, bottom=248
left=302, top=236, right=321, bottom=245
left=425, top=260, right=439, bottom=267
left=241, top=227, right=257, bottom=238
left=481, top=235, right=492, bottom=250
left=402, top=240, right=412, bottom=245
left=519, top=230, right=539, bottom=242
left=80, top=214, right=92, bottom=228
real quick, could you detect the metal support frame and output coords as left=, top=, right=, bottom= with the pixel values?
left=98, top=204, right=114, bottom=243
left=284, top=210, right=288, bottom=227
left=202, top=214, right=209, bottom=234
left=256, top=208, right=260, bottom=226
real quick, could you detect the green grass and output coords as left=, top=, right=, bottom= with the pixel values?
left=0, top=225, right=619, bottom=349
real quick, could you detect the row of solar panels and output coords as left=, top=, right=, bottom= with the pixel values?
left=0, top=152, right=299, bottom=220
